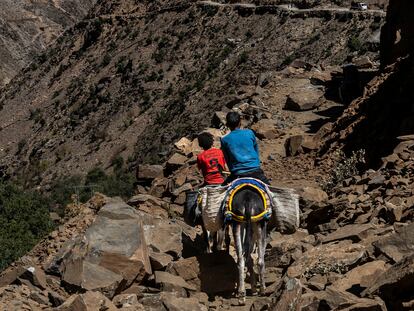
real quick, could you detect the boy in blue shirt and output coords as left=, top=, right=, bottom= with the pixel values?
left=221, top=111, right=269, bottom=185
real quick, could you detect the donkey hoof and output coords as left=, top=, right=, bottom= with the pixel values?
left=237, top=292, right=246, bottom=306
left=259, top=286, right=266, bottom=296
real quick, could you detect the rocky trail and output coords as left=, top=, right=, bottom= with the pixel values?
left=199, top=1, right=385, bottom=15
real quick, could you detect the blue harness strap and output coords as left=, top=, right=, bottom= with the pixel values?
left=228, top=178, right=269, bottom=193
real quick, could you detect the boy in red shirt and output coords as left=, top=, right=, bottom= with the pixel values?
left=197, top=132, right=226, bottom=186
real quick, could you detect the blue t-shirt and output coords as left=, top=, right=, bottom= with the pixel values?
left=221, top=129, right=261, bottom=174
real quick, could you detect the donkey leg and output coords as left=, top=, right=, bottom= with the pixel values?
left=233, top=223, right=246, bottom=305
left=257, top=221, right=267, bottom=295
left=215, top=229, right=223, bottom=252
left=247, top=252, right=256, bottom=295
left=202, top=224, right=211, bottom=253
left=225, top=225, right=231, bottom=254
left=247, top=225, right=257, bottom=295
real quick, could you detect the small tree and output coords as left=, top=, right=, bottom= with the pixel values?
left=0, top=181, right=53, bottom=271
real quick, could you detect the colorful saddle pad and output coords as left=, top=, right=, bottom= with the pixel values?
left=223, top=178, right=272, bottom=223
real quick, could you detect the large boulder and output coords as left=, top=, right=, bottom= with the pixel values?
left=301, top=287, right=386, bottom=311
left=167, top=153, right=188, bottom=167
left=0, top=264, right=47, bottom=290
left=167, top=252, right=238, bottom=295
left=363, top=254, right=414, bottom=311
left=136, top=164, right=164, bottom=180
left=57, top=201, right=152, bottom=298
left=174, top=137, right=202, bottom=156
left=373, top=223, right=414, bottom=262
left=284, top=87, right=324, bottom=111
left=299, top=186, right=328, bottom=204
left=285, top=134, right=319, bottom=156
left=272, top=278, right=302, bottom=311
left=332, top=261, right=388, bottom=294
left=287, top=240, right=367, bottom=279
left=143, top=218, right=184, bottom=258
left=251, top=119, right=279, bottom=140
left=161, top=292, right=207, bottom=311
left=155, top=271, right=196, bottom=292
left=320, top=224, right=375, bottom=244
left=56, top=291, right=117, bottom=311
left=166, top=153, right=188, bottom=174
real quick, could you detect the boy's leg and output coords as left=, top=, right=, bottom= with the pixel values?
left=241, top=169, right=270, bottom=184
left=255, top=169, right=270, bottom=184
left=222, top=174, right=237, bottom=185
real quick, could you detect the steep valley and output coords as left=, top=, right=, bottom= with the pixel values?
left=0, top=0, right=384, bottom=184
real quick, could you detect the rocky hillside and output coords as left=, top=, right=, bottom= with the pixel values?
left=0, top=0, right=384, bottom=185
left=322, top=0, right=414, bottom=169
left=0, top=0, right=96, bottom=86
left=1, top=98, right=414, bottom=310
left=2, top=0, right=414, bottom=310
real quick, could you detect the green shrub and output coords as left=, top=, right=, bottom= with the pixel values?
left=101, top=54, right=111, bottom=67
left=49, top=175, right=84, bottom=209
left=116, top=56, right=132, bottom=75
left=281, top=53, right=296, bottom=67
left=321, top=149, right=366, bottom=192
left=50, top=167, right=135, bottom=210
left=0, top=181, right=53, bottom=271
left=238, top=51, right=249, bottom=64
left=348, top=36, right=363, bottom=52
left=17, top=139, right=27, bottom=154
left=84, top=167, right=135, bottom=199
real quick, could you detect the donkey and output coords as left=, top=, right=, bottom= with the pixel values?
left=231, top=186, right=267, bottom=305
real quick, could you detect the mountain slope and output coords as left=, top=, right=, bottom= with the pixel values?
left=0, top=1, right=383, bottom=184
left=0, top=0, right=96, bottom=86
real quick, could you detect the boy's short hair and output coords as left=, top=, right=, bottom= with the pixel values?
left=198, top=132, right=214, bottom=150
left=226, top=111, right=241, bottom=130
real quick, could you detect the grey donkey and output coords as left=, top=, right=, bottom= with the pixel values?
left=230, top=187, right=268, bottom=305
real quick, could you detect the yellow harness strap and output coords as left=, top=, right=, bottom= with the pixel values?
left=226, top=184, right=269, bottom=223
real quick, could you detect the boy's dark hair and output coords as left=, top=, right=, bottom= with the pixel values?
left=198, top=132, right=214, bottom=150
left=226, top=111, right=241, bottom=130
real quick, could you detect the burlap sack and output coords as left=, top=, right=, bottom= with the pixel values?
left=268, top=186, right=300, bottom=234
left=200, top=186, right=227, bottom=232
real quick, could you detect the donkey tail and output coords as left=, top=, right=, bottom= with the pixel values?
left=245, top=196, right=253, bottom=224
left=243, top=195, right=254, bottom=256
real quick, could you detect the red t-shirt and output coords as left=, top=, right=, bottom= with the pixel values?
left=197, top=148, right=226, bottom=185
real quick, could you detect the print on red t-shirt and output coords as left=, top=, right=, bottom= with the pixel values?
left=197, top=148, right=226, bottom=185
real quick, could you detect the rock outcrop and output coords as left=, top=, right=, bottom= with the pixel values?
left=380, top=0, right=414, bottom=66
